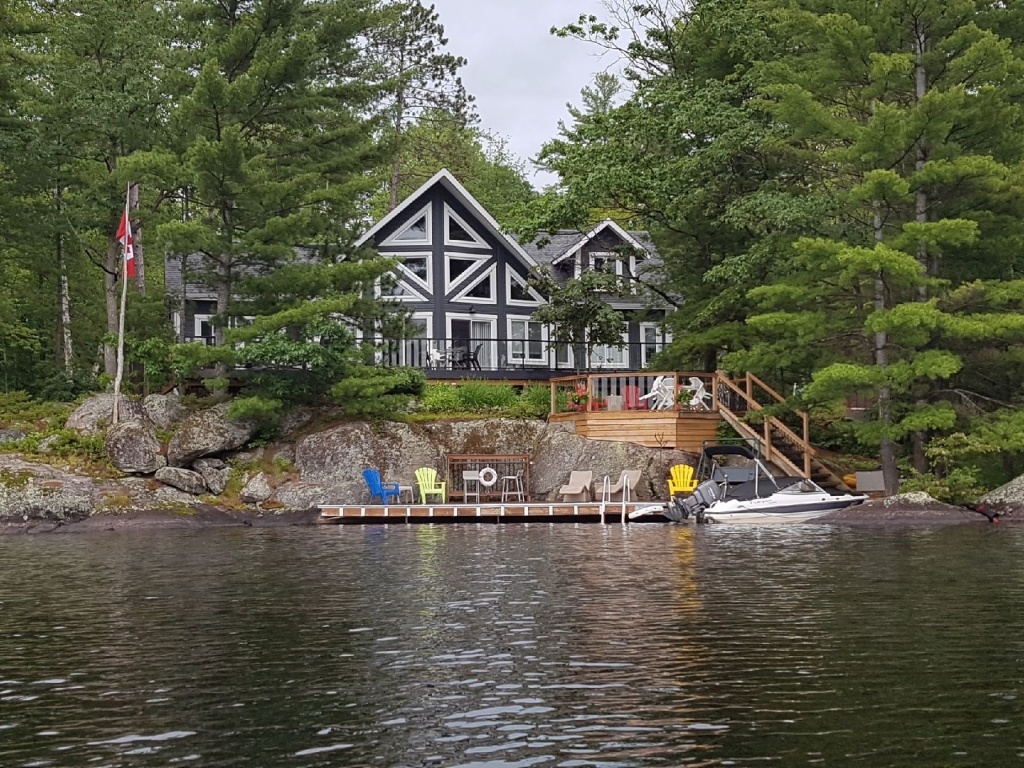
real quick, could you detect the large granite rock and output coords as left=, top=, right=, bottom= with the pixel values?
left=979, top=475, right=1024, bottom=518
left=273, top=481, right=338, bottom=511
left=240, top=472, right=272, bottom=503
left=66, top=394, right=145, bottom=434
left=105, top=419, right=166, bottom=474
left=143, top=394, right=189, bottom=429
left=292, top=418, right=693, bottom=504
left=155, top=467, right=208, bottom=495
left=530, top=424, right=697, bottom=501
left=167, top=403, right=256, bottom=467
left=0, top=456, right=96, bottom=525
left=192, top=458, right=229, bottom=495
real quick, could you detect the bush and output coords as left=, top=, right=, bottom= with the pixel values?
left=899, top=467, right=986, bottom=506
left=456, top=382, right=518, bottom=410
left=0, top=392, right=72, bottom=430
left=421, top=384, right=462, bottom=413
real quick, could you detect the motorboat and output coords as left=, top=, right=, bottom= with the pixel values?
left=663, top=443, right=867, bottom=524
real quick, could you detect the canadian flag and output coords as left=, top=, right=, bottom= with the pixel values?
left=115, top=205, right=137, bottom=279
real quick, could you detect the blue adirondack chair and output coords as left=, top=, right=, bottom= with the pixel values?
left=362, top=468, right=401, bottom=505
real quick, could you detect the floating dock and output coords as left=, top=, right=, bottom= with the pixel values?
left=318, top=501, right=666, bottom=524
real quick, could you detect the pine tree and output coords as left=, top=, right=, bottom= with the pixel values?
left=740, top=0, right=1024, bottom=491
left=364, top=0, right=474, bottom=208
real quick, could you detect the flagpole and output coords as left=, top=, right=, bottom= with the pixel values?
left=112, top=183, right=130, bottom=425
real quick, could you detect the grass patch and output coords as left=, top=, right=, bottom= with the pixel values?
left=415, top=381, right=549, bottom=419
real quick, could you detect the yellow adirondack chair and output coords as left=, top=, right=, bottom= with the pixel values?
left=415, top=467, right=447, bottom=503
left=667, top=464, right=697, bottom=497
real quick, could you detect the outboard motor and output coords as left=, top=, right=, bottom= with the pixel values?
left=668, top=480, right=722, bottom=524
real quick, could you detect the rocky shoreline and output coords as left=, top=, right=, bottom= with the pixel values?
left=2, top=394, right=1019, bottom=535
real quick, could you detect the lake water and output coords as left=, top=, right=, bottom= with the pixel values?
left=1, top=523, right=1022, bottom=767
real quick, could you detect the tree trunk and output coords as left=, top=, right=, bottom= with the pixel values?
left=58, top=250, right=74, bottom=374
left=911, top=21, right=930, bottom=474
left=874, top=205, right=900, bottom=495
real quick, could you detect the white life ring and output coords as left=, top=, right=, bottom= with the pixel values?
left=478, top=467, right=498, bottom=487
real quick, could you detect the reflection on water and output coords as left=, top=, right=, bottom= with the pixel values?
left=1, top=524, right=1023, bottom=767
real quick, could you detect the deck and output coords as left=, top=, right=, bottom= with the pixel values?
left=318, top=501, right=663, bottom=524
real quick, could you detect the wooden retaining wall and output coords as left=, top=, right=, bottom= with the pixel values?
left=549, top=411, right=721, bottom=453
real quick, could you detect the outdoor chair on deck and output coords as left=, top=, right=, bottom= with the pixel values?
left=667, top=464, right=698, bottom=497
left=464, top=343, right=483, bottom=370
left=605, top=470, right=642, bottom=502
left=559, top=470, right=593, bottom=503
left=622, top=384, right=648, bottom=411
left=680, top=376, right=712, bottom=411
left=415, top=467, right=447, bottom=503
left=640, top=376, right=676, bottom=410
left=362, top=468, right=401, bottom=505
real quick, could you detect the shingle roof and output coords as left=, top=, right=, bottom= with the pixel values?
left=514, top=226, right=661, bottom=267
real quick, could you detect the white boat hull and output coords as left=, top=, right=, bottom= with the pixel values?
left=701, top=493, right=867, bottom=524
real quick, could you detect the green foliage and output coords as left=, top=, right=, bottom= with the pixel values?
left=420, top=384, right=462, bottom=413
left=227, top=397, right=285, bottom=427
left=898, top=468, right=986, bottom=506
left=9, top=428, right=106, bottom=463
left=331, top=365, right=425, bottom=417
left=0, top=391, right=72, bottom=429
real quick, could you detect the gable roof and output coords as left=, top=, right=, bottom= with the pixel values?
left=517, top=220, right=659, bottom=267
left=357, top=169, right=538, bottom=268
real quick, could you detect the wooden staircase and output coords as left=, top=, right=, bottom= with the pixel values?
left=713, top=373, right=851, bottom=492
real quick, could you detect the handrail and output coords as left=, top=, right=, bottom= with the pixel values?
left=745, top=371, right=787, bottom=406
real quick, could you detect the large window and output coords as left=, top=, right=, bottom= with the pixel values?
left=510, top=319, right=544, bottom=364
left=640, top=323, right=671, bottom=367
left=588, top=326, right=629, bottom=368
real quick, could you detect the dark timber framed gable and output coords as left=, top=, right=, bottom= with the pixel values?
left=357, top=169, right=545, bottom=373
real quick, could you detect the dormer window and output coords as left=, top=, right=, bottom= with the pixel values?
left=575, top=251, right=623, bottom=281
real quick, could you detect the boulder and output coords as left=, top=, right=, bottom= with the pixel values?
left=154, top=467, right=208, bottom=495
left=66, top=394, right=144, bottom=434
left=981, top=475, right=1024, bottom=511
left=240, top=472, right=272, bottom=503
left=143, top=394, right=189, bottom=429
left=0, top=456, right=96, bottom=524
left=105, top=419, right=166, bottom=475
left=279, top=407, right=314, bottom=437
left=273, top=481, right=337, bottom=511
left=192, top=458, right=229, bottom=496
left=0, top=428, right=26, bottom=444
left=530, top=423, right=697, bottom=501
left=166, top=403, right=256, bottom=467
left=294, top=421, right=437, bottom=503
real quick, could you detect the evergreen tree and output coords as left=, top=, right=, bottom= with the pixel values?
left=737, top=0, right=1024, bottom=491
left=364, top=0, right=474, bottom=208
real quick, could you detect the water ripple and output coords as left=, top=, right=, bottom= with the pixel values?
left=0, top=524, right=1022, bottom=766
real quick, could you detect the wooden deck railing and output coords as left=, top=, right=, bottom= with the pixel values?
left=550, top=370, right=820, bottom=481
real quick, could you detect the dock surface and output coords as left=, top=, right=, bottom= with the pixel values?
left=318, top=501, right=664, bottom=524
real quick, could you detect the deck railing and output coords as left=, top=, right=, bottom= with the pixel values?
left=549, top=371, right=718, bottom=415
left=374, top=337, right=664, bottom=373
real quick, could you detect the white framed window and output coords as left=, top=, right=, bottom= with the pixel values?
left=507, top=270, right=543, bottom=306
left=444, top=251, right=489, bottom=294
left=508, top=318, right=545, bottom=364
left=443, top=204, right=488, bottom=248
left=380, top=250, right=432, bottom=298
left=640, top=323, right=672, bottom=368
left=381, top=203, right=432, bottom=246
left=193, top=314, right=213, bottom=341
left=451, top=264, right=496, bottom=304
left=575, top=251, right=622, bottom=279
left=446, top=312, right=496, bottom=370
left=588, top=326, right=629, bottom=368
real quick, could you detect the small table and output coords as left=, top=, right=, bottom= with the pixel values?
left=399, top=485, right=415, bottom=503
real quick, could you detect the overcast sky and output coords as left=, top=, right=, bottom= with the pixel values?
left=427, top=0, right=613, bottom=189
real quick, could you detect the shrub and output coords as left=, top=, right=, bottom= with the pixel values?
left=899, top=467, right=986, bottom=506
left=456, top=382, right=518, bottom=410
left=0, top=392, right=72, bottom=429
left=421, top=384, right=462, bottom=413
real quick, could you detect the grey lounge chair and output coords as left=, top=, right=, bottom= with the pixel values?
left=607, top=470, right=642, bottom=502
left=559, top=470, right=593, bottom=502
